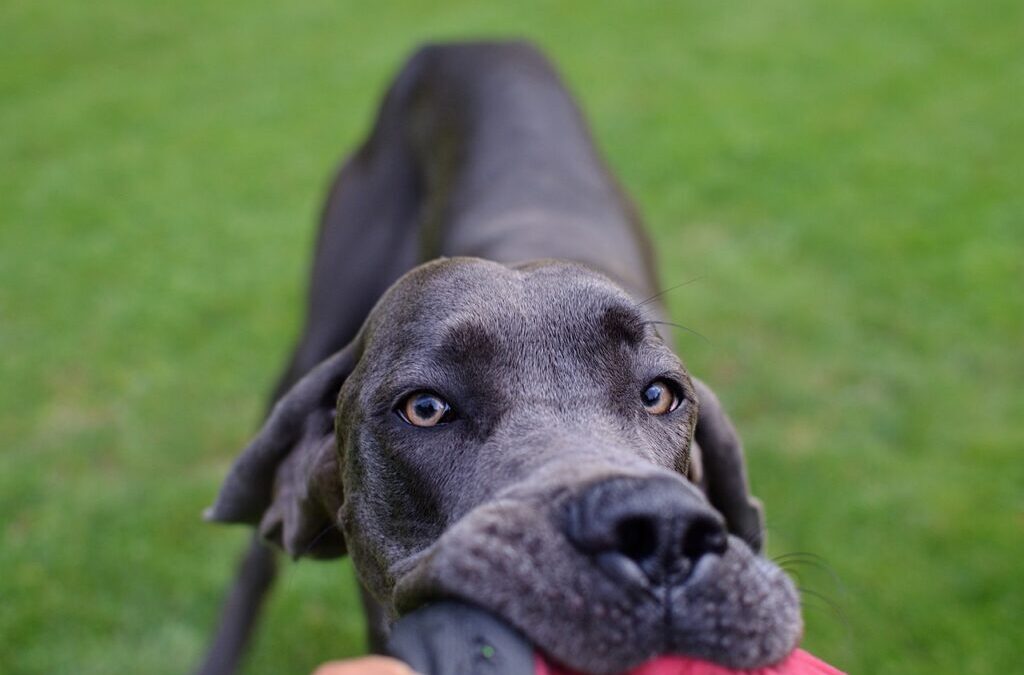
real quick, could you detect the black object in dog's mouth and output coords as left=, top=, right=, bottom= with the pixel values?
left=388, top=600, right=536, bottom=674
left=388, top=600, right=843, bottom=675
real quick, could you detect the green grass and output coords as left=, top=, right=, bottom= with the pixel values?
left=2, top=1, right=1021, bottom=673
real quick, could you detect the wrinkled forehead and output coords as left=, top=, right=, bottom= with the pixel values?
left=365, top=258, right=653, bottom=359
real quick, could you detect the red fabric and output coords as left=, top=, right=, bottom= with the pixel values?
left=535, top=648, right=845, bottom=675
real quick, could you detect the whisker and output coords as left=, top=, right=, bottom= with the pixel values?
left=636, top=275, right=706, bottom=307
left=779, top=562, right=830, bottom=593
left=797, top=586, right=853, bottom=637
left=773, top=551, right=830, bottom=564
left=773, top=552, right=847, bottom=596
left=766, top=546, right=856, bottom=657
left=643, top=320, right=710, bottom=343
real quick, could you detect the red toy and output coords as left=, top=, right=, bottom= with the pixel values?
left=535, top=649, right=845, bottom=675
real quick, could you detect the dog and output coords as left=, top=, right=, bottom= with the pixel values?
left=197, top=41, right=801, bottom=675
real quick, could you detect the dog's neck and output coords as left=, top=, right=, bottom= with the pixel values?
left=404, top=43, right=661, bottom=305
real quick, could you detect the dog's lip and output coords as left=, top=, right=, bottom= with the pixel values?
left=391, top=548, right=469, bottom=617
left=392, top=581, right=448, bottom=616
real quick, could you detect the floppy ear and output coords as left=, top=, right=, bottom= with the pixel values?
left=691, top=377, right=767, bottom=553
left=204, top=343, right=358, bottom=559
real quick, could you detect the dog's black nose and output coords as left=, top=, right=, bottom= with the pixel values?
left=565, top=476, right=727, bottom=587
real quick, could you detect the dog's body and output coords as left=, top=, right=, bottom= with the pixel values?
left=198, top=42, right=798, bottom=675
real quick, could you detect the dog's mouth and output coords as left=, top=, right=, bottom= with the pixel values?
left=389, top=494, right=803, bottom=675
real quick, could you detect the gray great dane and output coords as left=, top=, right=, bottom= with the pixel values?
left=198, top=41, right=801, bottom=675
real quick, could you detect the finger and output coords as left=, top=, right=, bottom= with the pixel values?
left=312, top=655, right=418, bottom=675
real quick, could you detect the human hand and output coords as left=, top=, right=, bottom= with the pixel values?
left=312, top=655, right=419, bottom=675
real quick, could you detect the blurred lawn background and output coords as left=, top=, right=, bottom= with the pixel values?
left=1, top=0, right=1021, bottom=673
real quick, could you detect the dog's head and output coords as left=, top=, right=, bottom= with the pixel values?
left=207, top=257, right=801, bottom=673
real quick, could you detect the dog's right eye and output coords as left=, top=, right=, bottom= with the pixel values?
left=641, top=378, right=681, bottom=415
left=397, top=392, right=454, bottom=427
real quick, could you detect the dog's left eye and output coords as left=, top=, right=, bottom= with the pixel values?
left=641, top=379, right=681, bottom=415
left=397, top=392, right=454, bottom=427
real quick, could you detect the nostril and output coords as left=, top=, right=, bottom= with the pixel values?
left=565, top=477, right=729, bottom=589
left=682, top=516, right=728, bottom=562
left=614, top=516, right=658, bottom=562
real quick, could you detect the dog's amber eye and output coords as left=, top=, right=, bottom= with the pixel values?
left=398, top=392, right=453, bottom=427
left=641, top=379, right=680, bottom=415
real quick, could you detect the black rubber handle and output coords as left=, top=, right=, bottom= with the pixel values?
left=387, top=601, right=536, bottom=675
